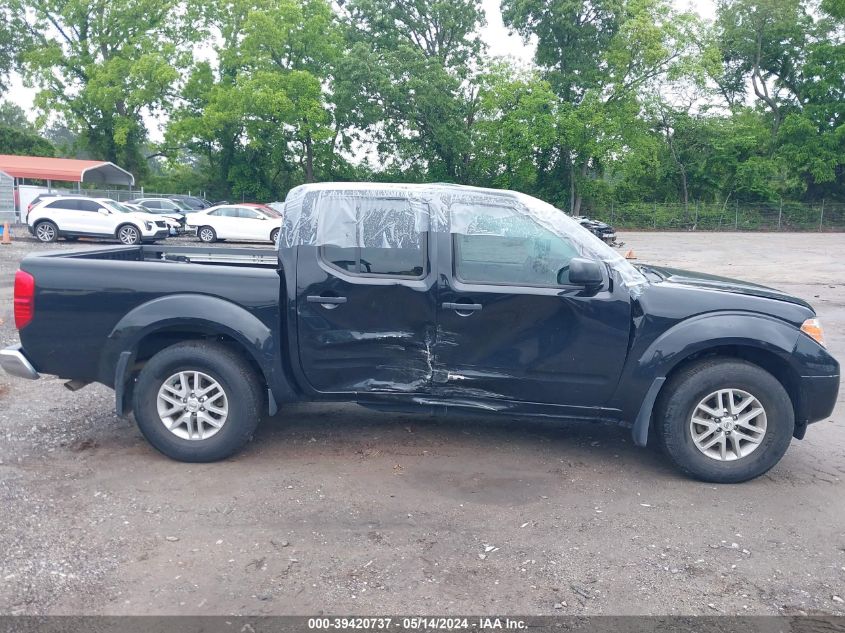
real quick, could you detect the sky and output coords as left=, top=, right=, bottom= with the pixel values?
left=5, top=0, right=719, bottom=133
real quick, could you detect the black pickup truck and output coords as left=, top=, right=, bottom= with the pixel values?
left=1, top=183, right=839, bottom=482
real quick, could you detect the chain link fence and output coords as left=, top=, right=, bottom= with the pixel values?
left=13, top=184, right=845, bottom=232
left=590, top=200, right=845, bottom=232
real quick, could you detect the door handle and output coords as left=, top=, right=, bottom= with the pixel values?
left=442, top=302, right=482, bottom=312
left=307, top=295, right=347, bottom=305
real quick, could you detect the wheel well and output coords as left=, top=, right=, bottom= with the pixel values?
left=658, top=345, right=804, bottom=436
left=123, top=328, right=268, bottom=413
left=115, top=222, right=139, bottom=235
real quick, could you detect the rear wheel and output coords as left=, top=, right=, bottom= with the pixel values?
left=198, top=226, right=217, bottom=243
left=117, top=224, right=141, bottom=245
left=34, top=221, right=58, bottom=242
left=132, top=341, right=263, bottom=462
left=655, top=359, right=794, bottom=483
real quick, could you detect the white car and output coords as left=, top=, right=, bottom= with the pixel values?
left=124, top=202, right=183, bottom=236
left=186, top=204, right=282, bottom=243
left=28, top=196, right=171, bottom=245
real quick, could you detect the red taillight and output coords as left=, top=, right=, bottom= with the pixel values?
left=14, top=270, right=35, bottom=329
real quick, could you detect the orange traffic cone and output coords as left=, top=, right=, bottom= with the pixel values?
left=624, top=249, right=636, bottom=260
left=0, top=222, right=11, bottom=245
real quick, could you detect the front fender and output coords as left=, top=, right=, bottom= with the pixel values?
left=614, top=311, right=802, bottom=445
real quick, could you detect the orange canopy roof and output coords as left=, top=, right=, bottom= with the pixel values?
left=0, top=155, right=134, bottom=185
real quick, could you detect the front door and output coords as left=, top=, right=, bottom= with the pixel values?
left=296, top=196, right=436, bottom=395
left=433, top=201, right=631, bottom=410
left=237, top=207, right=272, bottom=241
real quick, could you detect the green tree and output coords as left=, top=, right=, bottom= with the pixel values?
left=0, top=125, right=55, bottom=156
left=715, top=0, right=845, bottom=200
left=0, top=0, right=25, bottom=90
left=341, top=0, right=487, bottom=182
left=0, top=101, right=33, bottom=131
left=501, top=0, right=701, bottom=213
left=15, top=0, right=190, bottom=178
left=167, top=0, right=347, bottom=199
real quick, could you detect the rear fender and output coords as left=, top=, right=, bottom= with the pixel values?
left=102, top=294, right=293, bottom=416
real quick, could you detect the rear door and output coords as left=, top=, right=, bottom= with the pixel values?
left=237, top=207, right=271, bottom=241
left=295, top=196, right=436, bottom=395
left=42, top=199, right=87, bottom=232
left=212, top=206, right=242, bottom=239
left=433, top=198, right=632, bottom=409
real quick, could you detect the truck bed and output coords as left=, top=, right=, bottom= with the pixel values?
left=48, top=244, right=280, bottom=268
left=17, top=244, right=282, bottom=385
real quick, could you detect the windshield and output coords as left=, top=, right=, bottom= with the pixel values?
left=282, top=183, right=648, bottom=296
left=102, top=200, right=133, bottom=213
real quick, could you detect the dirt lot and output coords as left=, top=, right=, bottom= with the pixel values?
left=0, top=230, right=843, bottom=616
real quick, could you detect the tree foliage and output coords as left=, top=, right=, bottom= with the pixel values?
left=3, top=0, right=843, bottom=207
left=12, top=0, right=190, bottom=176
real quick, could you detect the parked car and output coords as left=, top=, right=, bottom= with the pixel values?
left=128, top=197, right=192, bottom=215
left=167, top=194, right=211, bottom=210
left=1, top=183, right=838, bottom=483
left=123, top=203, right=182, bottom=236
left=27, top=196, right=171, bottom=245
left=574, top=215, right=618, bottom=245
left=186, top=203, right=282, bottom=243
left=25, top=192, right=83, bottom=219
left=124, top=201, right=186, bottom=235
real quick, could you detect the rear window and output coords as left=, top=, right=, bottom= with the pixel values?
left=319, top=198, right=426, bottom=279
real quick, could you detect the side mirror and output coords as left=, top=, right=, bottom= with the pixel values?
left=98, top=208, right=110, bottom=215
left=564, top=257, right=603, bottom=287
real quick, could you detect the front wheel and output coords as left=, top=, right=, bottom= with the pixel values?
left=34, top=221, right=58, bottom=242
left=132, top=341, right=263, bottom=462
left=270, top=228, right=280, bottom=244
left=117, top=224, right=141, bottom=245
left=198, top=226, right=217, bottom=243
left=655, top=359, right=794, bottom=483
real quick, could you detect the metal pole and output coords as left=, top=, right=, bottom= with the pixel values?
left=653, top=203, right=657, bottom=229
left=610, top=201, right=614, bottom=225
left=735, top=201, right=739, bottom=230
left=778, top=197, right=783, bottom=230
left=819, top=199, right=825, bottom=232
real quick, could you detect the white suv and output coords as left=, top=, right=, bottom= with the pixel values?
left=28, top=197, right=171, bottom=245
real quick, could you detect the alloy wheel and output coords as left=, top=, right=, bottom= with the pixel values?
left=689, top=388, right=767, bottom=461
left=156, top=370, right=229, bottom=441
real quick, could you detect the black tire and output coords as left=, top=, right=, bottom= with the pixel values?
left=198, top=226, right=217, bottom=243
left=132, top=341, right=263, bottom=462
left=655, top=358, right=794, bottom=483
left=116, top=224, right=141, bottom=245
left=270, top=228, right=280, bottom=244
left=34, top=220, right=58, bottom=242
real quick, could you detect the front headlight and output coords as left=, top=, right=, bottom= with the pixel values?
left=800, top=318, right=826, bottom=347
left=144, top=221, right=153, bottom=230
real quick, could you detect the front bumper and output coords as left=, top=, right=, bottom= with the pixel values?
left=0, top=345, right=40, bottom=380
left=142, top=228, right=171, bottom=240
left=799, top=373, right=840, bottom=425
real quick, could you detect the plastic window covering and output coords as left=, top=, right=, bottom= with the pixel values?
left=281, top=183, right=647, bottom=295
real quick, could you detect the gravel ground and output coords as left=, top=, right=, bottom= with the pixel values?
left=0, top=229, right=843, bottom=616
